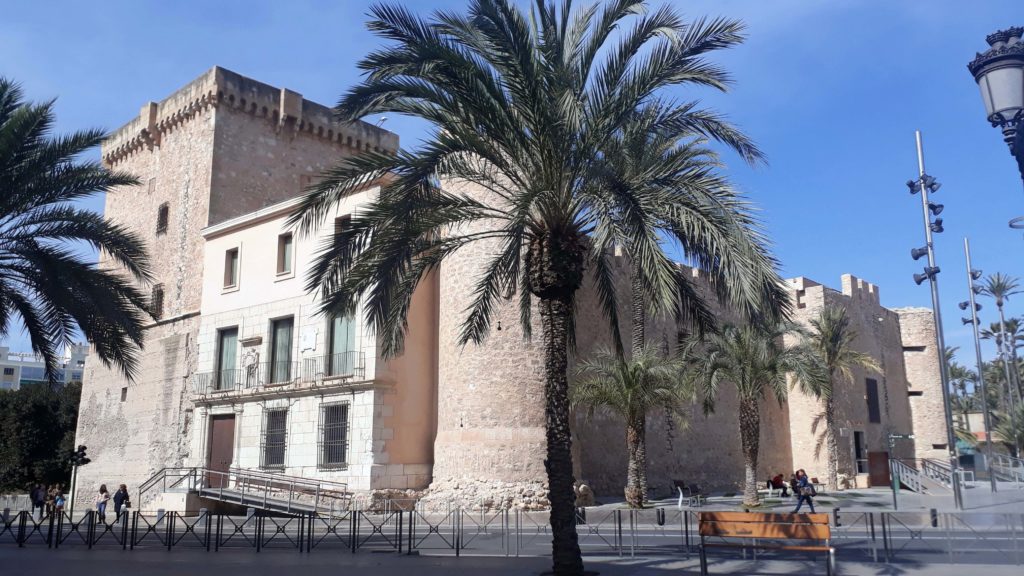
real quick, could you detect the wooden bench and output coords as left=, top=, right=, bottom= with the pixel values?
left=698, top=511, right=835, bottom=575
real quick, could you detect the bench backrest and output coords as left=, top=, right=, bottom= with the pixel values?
left=698, top=511, right=830, bottom=541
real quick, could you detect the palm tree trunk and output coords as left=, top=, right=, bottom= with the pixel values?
left=738, top=397, right=761, bottom=507
left=631, top=267, right=644, bottom=355
left=628, top=268, right=648, bottom=505
left=825, top=397, right=839, bottom=491
left=624, top=414, right=647, bottom=508
left=539, top=294, right=585, bottom=576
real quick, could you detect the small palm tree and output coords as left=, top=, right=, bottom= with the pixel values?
left=993, top=406, right=1024, bottom=457
left=946, top=347, right=976, bottom=432
left=696, top=324, right=822, bottom=507
left=0, top=78, right=151, bottom=382
left=800, top=305, right=880, bottom=491
left=289, top=4, right=786, bottom=573
left=572, top=345, right=692, bottom=508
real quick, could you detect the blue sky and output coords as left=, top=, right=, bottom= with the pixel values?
left=2, top=0, right=1022, bottom=367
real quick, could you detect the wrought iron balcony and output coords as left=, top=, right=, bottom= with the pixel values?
left=192, top=369, right=243, bottom=394
left=302, top=351, right=366, bottom=383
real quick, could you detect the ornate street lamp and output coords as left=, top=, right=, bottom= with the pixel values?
left=968, top=27, right=1024, bottom=227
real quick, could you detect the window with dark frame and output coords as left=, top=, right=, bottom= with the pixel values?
left=156, top=203, right=169, bottom=235
left=150, top=284, right=164, bottom=320
left=318, top=403, right=350, bottom=469
left=865, top=378, right=881, bottom=423
left=261, top=408, right=288, bottom=469
left=334, top=215, right=351, bottom=237
left=224, top=248, right=239, bottom=288
left=276, top=233, right=293, bottom=275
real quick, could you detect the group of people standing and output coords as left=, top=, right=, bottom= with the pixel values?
left=767, top=469, right=818, bottom=513
left=28, top=483, right=130, bottom=522
left=28, top=484, right=66, bottom=520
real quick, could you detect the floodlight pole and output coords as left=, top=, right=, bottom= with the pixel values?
left=914, top=131, right=964, bottom=509
left=963, top=237, right=998, bottom=493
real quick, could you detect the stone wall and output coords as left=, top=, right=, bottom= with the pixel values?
left=896, top=307, right=951, bottom=461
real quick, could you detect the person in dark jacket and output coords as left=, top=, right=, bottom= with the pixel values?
left=792, top=469, right=816, bottom=513
left=30, top=484, right=45, bottom=520
left=112, top=484, right=131, bottom=518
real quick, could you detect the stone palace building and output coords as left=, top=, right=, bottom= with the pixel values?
left=73, top=67, right=948, bottom=510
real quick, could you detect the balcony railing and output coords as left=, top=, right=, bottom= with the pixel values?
left=302, top=351, right=366, bottom=383
left=192, top=352, right=365, bottom=395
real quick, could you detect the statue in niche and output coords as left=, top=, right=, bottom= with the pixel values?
left=243, top=349, right=259, bottom=388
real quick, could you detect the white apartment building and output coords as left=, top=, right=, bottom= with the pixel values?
left=185, top=187, right=438, bottom=493
left=0, top=344, right=89, bottom=391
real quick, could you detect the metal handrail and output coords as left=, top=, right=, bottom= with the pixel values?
left=889, top=459, right=924, bottom=493
left=992, top=454, right=1024, bottom=485
left=136, top=466, right=351, bottom=516
left=921, top=458, right=953, bottom=487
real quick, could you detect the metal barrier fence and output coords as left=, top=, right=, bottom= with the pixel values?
left=1, top=507, right=1022, bottom=565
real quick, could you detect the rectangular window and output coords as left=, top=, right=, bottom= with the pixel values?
left=3, top=368, right=13, bottom=376
left=120, top=387, right=127, bottom=402
left=156, top=203, right=169, bottom=235
left=223, top=248, right=239, bottom=288
left=865, top=378, right=881, bottom=423
left=216, top=328, right=238, bottom=391
left=261, top=408, right=288, bottom=469
left=854, top=431, right=868, bottom=474
left=269, top=317, right=294, bottom=383
left=318, top=403, right=350, bottom=468
left=276, top=233, right=294, bottom=275
left=151, top=284, right=164, bottom=320
left=334, top=215, right=351, bottom=237
left=327, top=314, right=356, bottom=376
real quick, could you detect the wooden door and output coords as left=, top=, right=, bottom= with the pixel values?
left=207, top=415, right=235, bottom=488
left=867, top=451, right=890, bottom=487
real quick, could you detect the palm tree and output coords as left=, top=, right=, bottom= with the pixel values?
left=981, top=273, right=1023, bottom=400
left=572, top=345, right=692, bottom=508
left=946, top=347, right=976, bottom=432
left=289, top=3, right=787, bottom=573
left=800, top=305, right=880, bottom=491
left=993, top=406, right=1024, bottom=457
left=696, top=324, right=821, bottom=507
left=0, top=78, right=151, bottom=382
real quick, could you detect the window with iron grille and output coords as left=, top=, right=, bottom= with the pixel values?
left=156, top=203, right=169, bottom=235
left=318, top=403, right=349, bottom=469
left=150, top=284, right=164, bottom=320
left=261, top=408, right=288, bottom=469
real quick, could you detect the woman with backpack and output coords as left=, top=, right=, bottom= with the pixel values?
left=792, top=469, right=816, bottom=513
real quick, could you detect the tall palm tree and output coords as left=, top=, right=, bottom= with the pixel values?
left=289, top=3, right=786, bottom=573
left=800, top=305, right=880, bottom=491
left=696, top=324, right=821, bottom=507
left=993, top=406, right=1024, bottom=457
left=946, top=347, right=976, bottom=432
left=0, top=78, right=151, bottom=382
left=572, top=344, right=691, bottom=508
left=981, top=273, right=1023, bottom=400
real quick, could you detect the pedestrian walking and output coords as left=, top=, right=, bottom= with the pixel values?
left=95, top=484, right=110, bottom=522
left=113, top=484, right=131, bottom=518
left=54, top=490, right=65, bottom=515
left=30, top=484, right=45, bottom=520
left=792, top=469, right=816, bottom=514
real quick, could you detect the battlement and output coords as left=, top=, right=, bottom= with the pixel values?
left=840, top=273, right=881, bottom=306
left=102, top=66, right=399, bottom=166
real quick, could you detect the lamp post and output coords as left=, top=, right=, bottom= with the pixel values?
left=959, top=238, right=998, bottom=493
left=907, top=131, right=963, bottom=510
left=967, top=27, right=1024, bottom=228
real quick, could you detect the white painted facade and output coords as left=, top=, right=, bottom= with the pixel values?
left=186, top=187, right=438, bottom=493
